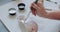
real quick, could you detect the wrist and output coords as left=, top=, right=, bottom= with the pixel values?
left=37, top=10, right=47, bottom=17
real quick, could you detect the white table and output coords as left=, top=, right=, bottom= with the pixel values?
left=0, top=0, right=60, bottom=32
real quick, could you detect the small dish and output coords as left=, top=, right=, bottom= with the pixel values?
left=18, top=3, right=25, bottom=10
left=8, top=8, right=16, bottom=15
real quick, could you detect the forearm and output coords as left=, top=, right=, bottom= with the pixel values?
left=39, top=11, right=60, bottom=20
left=46, top=11, right=60, bottom=20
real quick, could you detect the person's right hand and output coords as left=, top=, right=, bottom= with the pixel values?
left=31, top=2, right=46, bottom=16
left=30, top=0, right=60, bottom=20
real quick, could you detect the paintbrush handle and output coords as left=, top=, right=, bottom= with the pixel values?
left=34, top=0, right=38, bottom=4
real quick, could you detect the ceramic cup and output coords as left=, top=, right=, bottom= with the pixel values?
left=8, top=8, right=16, bottom=15
left=18, top=3, right=25, bottom=10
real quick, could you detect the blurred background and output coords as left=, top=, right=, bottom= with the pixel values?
left=0, top=0, right=60, bottom=10
left=0, top=0, right=12, bottom=5
left=0, top=0, right=60, bottom=32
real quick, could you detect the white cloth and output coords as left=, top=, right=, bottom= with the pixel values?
left=26, top=13, right=60, bottom=32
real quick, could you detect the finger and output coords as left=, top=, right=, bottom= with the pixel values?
left=30, top=3, right=34, bottom=8
left=36, top=2, right=45, bottom=11
left=31, top=3, right=40, bottom=10
left=31, top=3, right=40, bottom=9
left=41, top=0, right=44, bottom=4
left=31, top=9, right=36, bottom=16
left=30, top=3, right=37, bottom=16
left=31, top=3, right=45, bottom=12
left=38, top=0, right=44, bottom=4
left=37, top=2, right=44, bottom=7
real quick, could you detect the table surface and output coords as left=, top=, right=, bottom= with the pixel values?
left=0, top=0, right=32, bottom=32
left=0, top=0, right=60, bottom=32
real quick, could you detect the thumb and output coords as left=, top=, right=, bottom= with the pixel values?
left=38, top=0, right=44, bottom=4
left=32, top=9, right=36, bottom=16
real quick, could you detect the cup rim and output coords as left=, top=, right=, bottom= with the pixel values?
left=18, top=3, right=25, bottom=7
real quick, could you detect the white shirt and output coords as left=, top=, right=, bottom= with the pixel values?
left=26, top=14, right=60, bottom=32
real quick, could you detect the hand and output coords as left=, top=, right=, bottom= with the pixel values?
left=30, top=0, right=60, bottom=20
left=30, top=2, right=46, bottom=16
